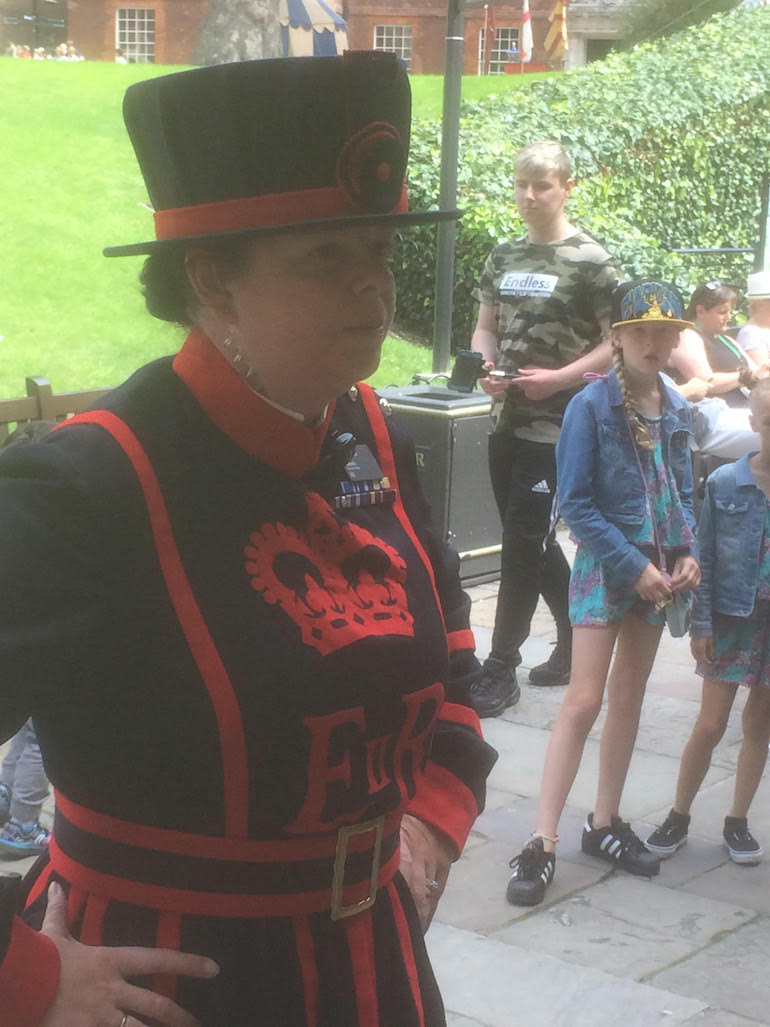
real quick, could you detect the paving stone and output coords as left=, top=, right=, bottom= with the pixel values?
left=678, top=858, right=770, bottom=916
left=436, top=837, right=607, bottom=934
left=652, top=918, right=770, bottom=1023
left=682, top=1009, right=763, bottom=1026
left=428, top=923, right=706, bottom=1027
left=492, top=875, right=752, bottom=981
left=500, top=679, right=567, bottom=731
left=446, top=1014, right=489, bottom=1027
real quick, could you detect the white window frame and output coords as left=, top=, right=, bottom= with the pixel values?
left=478, top=26, right=519, bottom=74
left=116, top=8, right=156, bottom=64
left=373, top=24, right=412, bottom=71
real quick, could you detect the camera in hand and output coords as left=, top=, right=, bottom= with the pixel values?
left=447, top=351, right=518, bottom=393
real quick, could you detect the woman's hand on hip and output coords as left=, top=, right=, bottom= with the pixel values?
left=670, top=555, right=701, bottom=592
left=398, top=814, right=454, bottom=934
left=40, top=882, right=219, bottom=1027
left=691, top=636, right=715, bottom=664
left=634, top=562, right=673, bottom=603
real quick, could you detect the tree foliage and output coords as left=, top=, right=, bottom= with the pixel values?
left=191, top=0, right=282, bottom=66
left=394, top=5, right=770, bottom=346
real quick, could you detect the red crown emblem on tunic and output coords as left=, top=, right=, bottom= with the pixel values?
left=244, top=492, right=414, bottom=656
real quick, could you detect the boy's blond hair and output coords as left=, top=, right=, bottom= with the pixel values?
left=514, top=140, right=572, bottom=183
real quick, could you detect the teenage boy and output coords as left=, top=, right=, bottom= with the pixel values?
left=470, top=140, right=623, bottom=718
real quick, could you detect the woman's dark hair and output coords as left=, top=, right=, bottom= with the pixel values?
left=684, top=281, right=737, bottom=320
left=139, top=234, right=258, bottom=326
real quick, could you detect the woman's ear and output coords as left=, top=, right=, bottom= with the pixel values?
left=184, top=248, right=236, bottom=320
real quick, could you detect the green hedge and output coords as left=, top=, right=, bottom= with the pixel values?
left=395, top=5, right=770, bottom=346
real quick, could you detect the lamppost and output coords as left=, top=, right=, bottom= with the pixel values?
left=432, top=0, right=490, bottom=372
left=432, top=0, right=465, bottom=373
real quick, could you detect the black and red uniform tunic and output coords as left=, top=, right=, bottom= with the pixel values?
left=0, top=331, right=496, bottom=1026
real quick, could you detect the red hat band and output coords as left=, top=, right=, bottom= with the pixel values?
left=153, top=185, right=410, bottom=242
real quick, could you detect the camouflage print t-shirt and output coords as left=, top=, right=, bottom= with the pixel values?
left=473, top=230, right=622, bottom=442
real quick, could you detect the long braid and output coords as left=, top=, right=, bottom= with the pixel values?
left=612, top=339, right=652, bottom=448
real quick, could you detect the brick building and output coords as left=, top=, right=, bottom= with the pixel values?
left=1, top=0, right=629, bottom=67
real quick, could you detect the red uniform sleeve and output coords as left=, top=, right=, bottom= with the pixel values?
left=0, top=917, right=61, bottom=1026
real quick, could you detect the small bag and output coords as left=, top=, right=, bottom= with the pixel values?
left=662, top=590, right=691, bottom=638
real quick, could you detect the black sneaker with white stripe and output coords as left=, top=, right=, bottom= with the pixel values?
left=723, top=816, right=763, bottom=865
left=506, top=837, right=555, bottom=907
left=581, top=813, right=660, bottom=877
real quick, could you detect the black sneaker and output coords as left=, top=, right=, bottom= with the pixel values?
left=529, top=643, right=571, bottom=687
left=581, top=813, right=660, bottom=877
left=645, top=809, right=690, bottom=858
left=506, top=837, right=555, bottom=907
left=470, top=656, right=520, bottom=719
left=723, top=816, right=762, bottom=866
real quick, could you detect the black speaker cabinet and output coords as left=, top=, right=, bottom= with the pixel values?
left=378, top=384, right=501, bottom=585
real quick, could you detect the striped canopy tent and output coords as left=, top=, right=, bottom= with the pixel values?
left=279, top=0, right=349, bottom=57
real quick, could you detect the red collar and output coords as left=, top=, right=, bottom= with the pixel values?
left=173, top=330, right=334, bottom=478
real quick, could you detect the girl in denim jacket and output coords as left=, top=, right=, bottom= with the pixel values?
left=647, top=378, right=770, bottom=866
left=507, top=280, right=700, bottom=907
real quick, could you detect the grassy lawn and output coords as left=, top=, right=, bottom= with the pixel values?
left=414, top=71, right=556, bottom=119
left=0, top=59, right=544, bottom=401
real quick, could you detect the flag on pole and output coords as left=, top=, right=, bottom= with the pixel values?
left=520, top=0, right=533, bottom=62
left=544, top=0, right=568, bottom=60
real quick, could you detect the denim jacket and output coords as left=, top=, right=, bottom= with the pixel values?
left=691, top=454, right=767, bottom=637
left=556, top=370, right=695, bottom=588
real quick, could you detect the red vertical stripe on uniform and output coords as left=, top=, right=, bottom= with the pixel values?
left=24, top=861, right=53, bottom=909
left=344, top=911, right=379, bottom=1027
left=60, top=411, right=249, bottom=838
left=294, top=916, right=319, bottom=1026
left=79, top=893, right=108, bottom=946
left=154, top=911, right=181, bottom=1000
left=387, top=881, right=425, bottom=1027
left=359, top=386, right=446, bottom=633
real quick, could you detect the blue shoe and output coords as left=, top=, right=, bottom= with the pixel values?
left=0, top=818, right=51, bottom=860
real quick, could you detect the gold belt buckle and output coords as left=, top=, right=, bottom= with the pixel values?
left=330, top=815, right=385, bottom=921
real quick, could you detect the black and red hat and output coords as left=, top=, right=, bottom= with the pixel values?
left=104, top=51, right=458, bottom=257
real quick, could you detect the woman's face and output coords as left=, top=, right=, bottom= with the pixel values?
left=695, top=300, right=732, bottom=336
left=226, top=226, right=396, bottom=414
left=616, top=321, right=681, bottom=377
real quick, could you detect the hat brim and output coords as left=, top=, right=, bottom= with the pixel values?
left=611, top=317, right=693, bottom=330
left=104, top=208, right=463, bottom=258
left=748, top=293, right=770, bottom=300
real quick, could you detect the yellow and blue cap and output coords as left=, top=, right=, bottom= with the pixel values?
left=611, top=280, right=693, bottom=330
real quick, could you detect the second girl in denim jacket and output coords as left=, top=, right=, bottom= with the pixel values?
left=506, top=280, right=700, bottom=909
left=647, top=379, right=770, bottom=867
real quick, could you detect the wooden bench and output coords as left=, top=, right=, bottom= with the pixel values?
left=0, top=377, right=111, bottom=443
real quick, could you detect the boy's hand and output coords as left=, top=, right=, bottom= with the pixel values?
left=670, top=555, right=701, bottom=592
left=510, top=366, right=566, bottom=401
left=478, top=364, right=512, bottom=399
left=634, top=562, right=673, bottom=602
left=691, top=636, right=715, bottom=664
